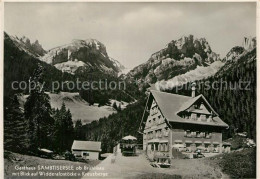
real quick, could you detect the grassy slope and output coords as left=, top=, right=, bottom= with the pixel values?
left=18, top=92, right=129, bottom=124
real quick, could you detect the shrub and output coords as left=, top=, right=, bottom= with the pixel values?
left=219, top=147, right=256, bottom=178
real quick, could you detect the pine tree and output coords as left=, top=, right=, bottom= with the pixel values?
left=24, top=64, right=54, bottom=152
left=4, top=95, right=27, bottom=152
left=65, top=109, right=74, bottom=149
left=53, top=102, right=74, bottom=152
left=74, top=119, right=84, bottom=140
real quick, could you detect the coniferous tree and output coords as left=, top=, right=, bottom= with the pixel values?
left=4, top=95, right=27, bottom=152
left=65, top=109, right=74, bottom=149
left=74, top=119, right=84, bottom=140
left=53, top=102, right=74, bottom=152
left=24, top=64, right=54, bottom=152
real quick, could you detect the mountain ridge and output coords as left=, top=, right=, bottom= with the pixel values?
left=125, top=35, right=221, bottom=90
left=5, top=32, right=126, bottom=76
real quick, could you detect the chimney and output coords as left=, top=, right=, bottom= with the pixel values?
left=191, top=82, right=196, bottom=98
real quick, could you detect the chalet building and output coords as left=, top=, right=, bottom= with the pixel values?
left=71, top=140, right=101, bottom=160
left=139, top=84, right=229, bottom=163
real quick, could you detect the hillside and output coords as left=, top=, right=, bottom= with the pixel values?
left=18, top=92, right=129, bottom=124
left=126, top=35, right=221, bottom=90
left=4, top=32, right=76, bottom=98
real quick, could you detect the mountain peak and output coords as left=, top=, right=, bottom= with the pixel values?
left=5, top=32, right=46, bottom=57
left=126, top=35, right=220, bottom=90
left=39, top=37, right=124, bottom=76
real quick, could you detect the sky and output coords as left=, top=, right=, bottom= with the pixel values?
left=5, top=2, right=256, bottom=69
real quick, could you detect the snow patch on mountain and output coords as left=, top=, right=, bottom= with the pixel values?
left=54, top=60, right=87, bottom=74
left=156, top=61, right=225, bottom=90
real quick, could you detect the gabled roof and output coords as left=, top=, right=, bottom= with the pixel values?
left=71, top=140, right=101, bottom=152
left=151, top=90, right=191, bottom=120
left=147, top=90, right=228, bottom=128
left=177, top=94, right=218, bottom=116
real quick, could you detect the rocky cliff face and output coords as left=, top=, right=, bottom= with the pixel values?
left=126, top=35, right=220, bottom=90
left=223, top=46, right=245, bottom=62
left=40, top=39, right=125, bottom=76
left=223, top=36, right=256, bottom=62
left=216, top=37, right=256, bottom=78
left=7, top=33, right=46, bottom=57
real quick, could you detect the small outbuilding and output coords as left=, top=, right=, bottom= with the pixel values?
left=71, top=140, right=101, bottom=160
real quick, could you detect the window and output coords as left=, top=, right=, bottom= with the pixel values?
left=165, top=143, right=169, bottom=152
left=196, top=131, right=201, bottom=138
left=201, top=132, right=206, bottom=138
left=207, top=116, right=213, bottom=122
left=164, top=127, right=169, bottom=136
left=200, top=115, right=206, bottom=121
left=205, top=132, right=212, bottom=139
left=191, top=113, right=197, bottom=120
left=186, top=130, right=191, bottom=137
left=83, top=152, right=89, bottom=156
left=158, top=115, right=162, bottom=123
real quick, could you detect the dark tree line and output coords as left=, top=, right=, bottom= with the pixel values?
left=4, top=65, right=74, bottom=154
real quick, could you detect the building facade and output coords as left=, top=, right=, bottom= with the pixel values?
left=71, top=140, right=101, bottom=160
left=139, top=87, right=229, bottom=163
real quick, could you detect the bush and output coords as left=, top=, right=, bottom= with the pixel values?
left=219, top=147, right=256, bottom=178
left=226, top=136, right=248, bottom=150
